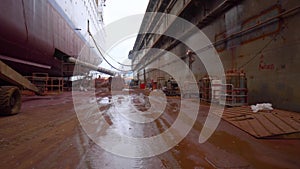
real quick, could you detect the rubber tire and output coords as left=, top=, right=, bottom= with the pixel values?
left=0, top=86, right=21, bottom=115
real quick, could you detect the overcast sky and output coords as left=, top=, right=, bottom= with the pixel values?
left=100, top=0, right=149, bottom=73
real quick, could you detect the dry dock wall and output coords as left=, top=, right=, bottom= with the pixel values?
left=199, top=0, right=300, bottom=111
left=132, top=0, right=300, bottom=112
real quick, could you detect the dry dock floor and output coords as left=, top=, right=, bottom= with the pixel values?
left=0, top=91, right=299, bottom=169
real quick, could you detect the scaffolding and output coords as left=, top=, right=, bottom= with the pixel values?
left=200, top=76, right=211, bottom=102
left=199, top=70, right=248, bottom=106
left=200, top=76, right=222, bottom=102
left=219, top=70, right=248, bottom=106
left=25, top=73, right=64, bottom=94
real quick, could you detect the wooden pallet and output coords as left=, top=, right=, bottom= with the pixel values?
left=214, top=106, right=300, bottom=138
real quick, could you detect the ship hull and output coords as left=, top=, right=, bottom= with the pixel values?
left=0, top=0, right=101, bottom=77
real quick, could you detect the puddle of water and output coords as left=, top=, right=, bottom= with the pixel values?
left=97, top=97, right=113, bottom=105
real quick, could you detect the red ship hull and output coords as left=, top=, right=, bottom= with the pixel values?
left=0, top=0, right=101, bottom=77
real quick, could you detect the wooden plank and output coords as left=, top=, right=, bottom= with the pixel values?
left=247, top=117, right=271, bottom=137
left=274, top=109, right=300, bottom=119
left=0, top=60, right=39, bottom=93
left=253, top=114, right=283, bottom=135
left=263, top=114, right=296, bottom=133
left=274, top=114, right=300, bottom=131
left=219, top=106, right=300, bottom=138
left=236, top=120, right=257, bottom=136
left=229, top=106, right=252, bottom=112
left=231, top=113, right=254, bottom=118
left=225, top=109, right=253, bottom=115
left=234, top=109, right=251, bottom=113
left=224, top=110, right=247, bottom=114
left=226, top=115, right=255, bottom=120
left=223, top=114, right=241, bottom=119
left=223, top=111, right=252, bottom=118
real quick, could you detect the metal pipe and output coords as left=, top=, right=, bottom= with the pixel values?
left=135, top=5, right=300, bottom=72
left=133, top=0, right=230, bottom=71
left=214, top=5, right=300, bottom=46
left=0, top=54, right=51, bottom=69
left=67, top=57, right=116, bottom=76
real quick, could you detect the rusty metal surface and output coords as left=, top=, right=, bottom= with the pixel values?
left=216, top=106, right=300, bottom=138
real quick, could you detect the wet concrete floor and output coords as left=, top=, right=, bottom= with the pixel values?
left=0, top=91, right=299, bottom=169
